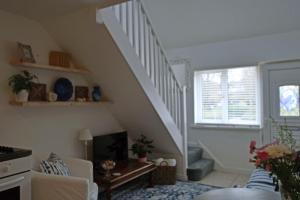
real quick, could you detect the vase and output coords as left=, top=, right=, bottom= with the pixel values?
left=105, top=169, right=111, bottom=178
left=47, top=92, right=58, bottom=102
left=92, top=86, right=101, bottom=102
left=138, top=156, right=147, bottom=163
left=15, top=89, right=29, bottom=102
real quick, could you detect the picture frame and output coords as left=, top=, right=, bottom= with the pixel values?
left=75, top=86, right=89, bottom=101
left=29, top=83, right=47, bottom=101
left=18, top=42, right=36, bottom=63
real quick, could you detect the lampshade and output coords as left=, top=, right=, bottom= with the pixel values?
left=79, top=129, right=93, bottom=141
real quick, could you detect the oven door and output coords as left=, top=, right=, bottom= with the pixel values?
left=0, top=171, right=31, bottom=200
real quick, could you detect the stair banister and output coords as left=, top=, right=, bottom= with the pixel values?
left=110, top=0, right=185, bottom=134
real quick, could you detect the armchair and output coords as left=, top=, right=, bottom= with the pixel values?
left=32, top=158, right=98, bottom=200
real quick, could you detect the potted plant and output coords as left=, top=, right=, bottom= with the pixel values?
left=130, top=134, right=154, bottom=162
left=8, top=70, right=37, bottom=102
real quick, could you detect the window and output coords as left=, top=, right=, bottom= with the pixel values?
left=194, top=66, right=260, bottom=125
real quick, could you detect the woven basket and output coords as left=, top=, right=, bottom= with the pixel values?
left=49, top=51, right=71, bottom=68
left=152, top=161, right=176, bottom=185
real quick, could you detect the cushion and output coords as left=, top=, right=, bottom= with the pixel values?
left=89, top=182, right=99, bottom=200
left=40, top=153, right=70, bottom=176
left=245, top=168, right=277, bottom=192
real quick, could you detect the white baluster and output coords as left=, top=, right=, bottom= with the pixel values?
left=174, top=81, right=178, bottom=125
left=153, top=38, right=158, bottom=89
left=137, top=1, right=142, bottom=58
left=148, top=26, right=152, bottom=81
left=114, top=4, right=121, bottom=22
left=110, top=0, right=185, bottom=134
left=127, top=1, right=133, bottom=46
left=132, top=0, right=136, bottom=49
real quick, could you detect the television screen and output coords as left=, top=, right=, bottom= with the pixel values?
left=93, top=131, right=128, bottom=167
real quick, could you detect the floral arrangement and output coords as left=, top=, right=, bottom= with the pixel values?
left=102, top=160, right=116, bottom=177
left=249, top=120, right=300, bottom=200
left=102, top=160, right=116, bottom=170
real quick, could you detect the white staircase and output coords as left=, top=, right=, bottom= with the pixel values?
left=100, top=0, right=187, bottom=152
left=105, top=1, right=184, bottom=133
left=100, top=1, right=188, bottom=173
left=43, top=0, right=187, bottom=178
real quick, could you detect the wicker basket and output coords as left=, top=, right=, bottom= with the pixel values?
left=152, top=161, right=176, bottom=185
left=49, top=51, right=71, bottom=68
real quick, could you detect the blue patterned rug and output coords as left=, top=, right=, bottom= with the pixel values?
left=112, top=181, right=220, bottom=200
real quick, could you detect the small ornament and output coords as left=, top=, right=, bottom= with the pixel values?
left=92, top=86, right=101, bottom=102
left=48, top=92, right=58, bottom=102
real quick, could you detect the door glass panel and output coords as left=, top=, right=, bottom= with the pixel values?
left=279, top=85, right=299, bottom=116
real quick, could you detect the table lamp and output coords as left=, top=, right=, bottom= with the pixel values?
left=79, top=129, right=93, bottom=160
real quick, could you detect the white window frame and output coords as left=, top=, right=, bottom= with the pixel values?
left=193, top=66, right=261, bottom=129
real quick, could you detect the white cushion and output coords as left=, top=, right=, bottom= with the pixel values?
left=89, top=182, right=99, bottom=200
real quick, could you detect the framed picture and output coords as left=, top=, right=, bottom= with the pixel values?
left=29, top=83, right=47, bottom=101
left=75, top=86, right=89, bottom=100
left=18, top=42, right=35, bottom=63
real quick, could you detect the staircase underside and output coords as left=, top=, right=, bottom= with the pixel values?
left=41, top=7, right=184, bottom=170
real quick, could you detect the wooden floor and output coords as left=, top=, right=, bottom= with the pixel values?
left=199, top=171, right=250, bottom=188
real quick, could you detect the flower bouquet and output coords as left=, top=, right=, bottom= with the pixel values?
left=249, top=120, right=300, bottom=200
left=102, top=160, right=116, bottom=177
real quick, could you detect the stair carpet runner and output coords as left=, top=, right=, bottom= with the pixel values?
left=187, top=146, right=214, bottom=181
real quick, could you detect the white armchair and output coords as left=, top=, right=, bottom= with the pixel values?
left=32, top=158, right=98, bottom=200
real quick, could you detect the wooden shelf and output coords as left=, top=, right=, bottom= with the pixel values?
left=10, top=60, right=90, bottom=74
left=9, top=101, right=111, bottom=107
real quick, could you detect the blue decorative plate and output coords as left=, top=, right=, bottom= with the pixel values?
left=54, top=78, right=73, bottom=101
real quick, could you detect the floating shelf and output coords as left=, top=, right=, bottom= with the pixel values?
left=9, top=101, right=111, bottom=107
left=10, top=60, right=90, bottom=74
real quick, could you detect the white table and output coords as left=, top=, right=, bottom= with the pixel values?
left=195, top=188, right=281, bottom=200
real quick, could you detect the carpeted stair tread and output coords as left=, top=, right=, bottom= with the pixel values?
left=187, top=159, right=214, bottom=181
left=188, top=146, right=203, bottom=165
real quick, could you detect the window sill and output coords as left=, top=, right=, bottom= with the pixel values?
left=191, top=123, right=262, bottom=131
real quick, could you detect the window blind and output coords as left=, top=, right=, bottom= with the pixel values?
left=194, top=66, right=259, bottom=125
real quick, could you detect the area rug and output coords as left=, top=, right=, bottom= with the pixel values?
left=112, top=181, right=221, bottom=200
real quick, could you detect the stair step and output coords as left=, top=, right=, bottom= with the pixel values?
left=188, top=146, right=203, bottom=165
left=187, top=159, right=214, bottom=181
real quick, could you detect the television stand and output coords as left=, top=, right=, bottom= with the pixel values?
left=94, top=159, right=156, bottom=200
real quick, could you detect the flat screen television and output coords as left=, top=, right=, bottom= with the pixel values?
left=93, top=131, right=128, bottom=168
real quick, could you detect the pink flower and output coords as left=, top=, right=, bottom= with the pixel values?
left=257, top=151, right=269, bottom=161
left=249, top=140, right=256, bottom=154
left=255, top=159, right=261, bottom=167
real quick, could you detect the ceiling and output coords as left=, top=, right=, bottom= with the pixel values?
left=1, top=0, right=300, bottom=50
left=142, top=0, right=300, bottom=49
left=0, top=0, right=125, bottom=22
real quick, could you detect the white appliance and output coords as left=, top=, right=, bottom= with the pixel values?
left=0, top=146, right=32, bottom=200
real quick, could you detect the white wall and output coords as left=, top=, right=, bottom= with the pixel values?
left=0, top=10, right=123, bottom=168
left=167, top=30, right=300, bottom=173
left=171, top=63, right=187, bottom=87
left=41, top=7, right=186, bottom=178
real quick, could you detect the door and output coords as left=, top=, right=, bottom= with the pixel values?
left=262, top=60, right=300, bottom=144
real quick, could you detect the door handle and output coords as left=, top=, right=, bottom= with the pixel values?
left=0, top=176, right=25, bottom=188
